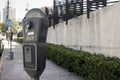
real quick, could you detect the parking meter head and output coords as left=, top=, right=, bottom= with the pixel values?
left=22, top=8, right=48, bottom=78
left=23, top=8, right=49, bottom=43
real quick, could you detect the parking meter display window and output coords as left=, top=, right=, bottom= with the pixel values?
left=24, top=21, right=35, bottom=41
left=23, top=45, right=36, bottom=69
left=23, top=18, right=47, bottom=42
left=25, top=35, right=35, bottom=41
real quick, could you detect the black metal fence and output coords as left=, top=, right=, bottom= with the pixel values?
left=87, top=0, right=120, bottom=18
left=45, top=0, right=120, bottom=28
left=87, top=0, right=107, bottom=18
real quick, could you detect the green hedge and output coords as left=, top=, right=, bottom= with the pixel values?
left=46, top=43, right=120, bottom=80
left=17, top=37, right=23, bottom=43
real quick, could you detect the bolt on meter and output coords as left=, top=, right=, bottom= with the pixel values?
left=22, top=8, right=48, bottom=80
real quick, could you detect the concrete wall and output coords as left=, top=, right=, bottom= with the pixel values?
left=47, top=2, right=120, bottom=58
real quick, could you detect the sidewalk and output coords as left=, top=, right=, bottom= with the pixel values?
left=0, top=40, right=84, bottom=80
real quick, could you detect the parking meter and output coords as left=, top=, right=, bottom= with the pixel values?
left=22, top=8, right=48, bottom=79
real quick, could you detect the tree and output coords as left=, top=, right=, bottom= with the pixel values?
left=0, top=21, right=6, bottom=32
left=0, top=20, right=18, bottom=33
left=11, top=20, right=19, bottom=33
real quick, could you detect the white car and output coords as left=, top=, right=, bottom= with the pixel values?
left=0, top=33, right=4, bottom=56
left=0, top=33, right=5, bottom=40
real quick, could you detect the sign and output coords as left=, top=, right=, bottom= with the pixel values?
left=6, top=19, right=12, bottom=27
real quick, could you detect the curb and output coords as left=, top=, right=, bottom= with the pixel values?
left=0, top=49, right=5, bottom=77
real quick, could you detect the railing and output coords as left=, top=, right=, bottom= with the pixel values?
left=46, top=0, right=120, bottom=28
left=87, top=0, right=120, bottom=18
left=53, top=0, right=84, bottom=28
left=87, top=0, right=107, bottom=18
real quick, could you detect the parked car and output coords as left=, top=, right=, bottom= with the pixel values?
left=0, top=33, right=4, bottom=56
left=0, top=32, right=5, bottom=40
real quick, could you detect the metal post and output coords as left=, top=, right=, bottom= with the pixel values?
left=6, top=0, right=9, bottom=43
left=10, top=29, right=12, bottom=53
left=81, top=0, right=83, bottom=15
left=10, top=37, right=12, bottom=53
left=6, top=0, right=14, bottom=60
left=31, top=77, right=39, bottom=80
left=65, top=0, right=68, bottom=25
left=6, top=0, right=9, bottom=20
left=87, top=0, right=90, bottom=18
left=34, top=78, right=39, bottom=80
left=53, top=0, right=56, bottom=28
left=9, top=31, right=14, bottom=60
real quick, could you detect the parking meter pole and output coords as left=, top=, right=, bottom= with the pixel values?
left=34, top=78, right=39, bottom=80
left=9, top=29, right=14, bottom=60
left=10, top=28, right=12, bottom=51
left=10, top=36, right=12, bottom=53
left=31, top=77, right=39, bottom=80
left=8, top=39, right=9, bottom=46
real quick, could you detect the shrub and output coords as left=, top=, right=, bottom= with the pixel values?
left=17, top=37, right=23, bottom=43
left=46, top=43, right=120, bottom=80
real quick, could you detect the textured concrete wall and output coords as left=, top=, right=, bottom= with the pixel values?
left=47, top=2, right=120, bottom=58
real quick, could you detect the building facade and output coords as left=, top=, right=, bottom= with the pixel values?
left=3, top=7, right=16, bottom=21
left=0, top=11, right=1, bottom=22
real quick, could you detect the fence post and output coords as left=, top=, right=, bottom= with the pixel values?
left=65, top=0, right=68, bottom=25
left=87, top=0, right=90, bottom=18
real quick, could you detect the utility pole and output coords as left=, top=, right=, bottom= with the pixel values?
left=6, top=0, right=9, bottom=20
left=6, top=0, right=9, bottom=40
left=6, top=0, right=9, bottom=47
left=6, top=0, right=14, bottom=60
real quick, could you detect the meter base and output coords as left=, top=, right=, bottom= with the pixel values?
left=8, top=52, right=14, bottom=60
left=31, top=77, right=39, bottom=80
